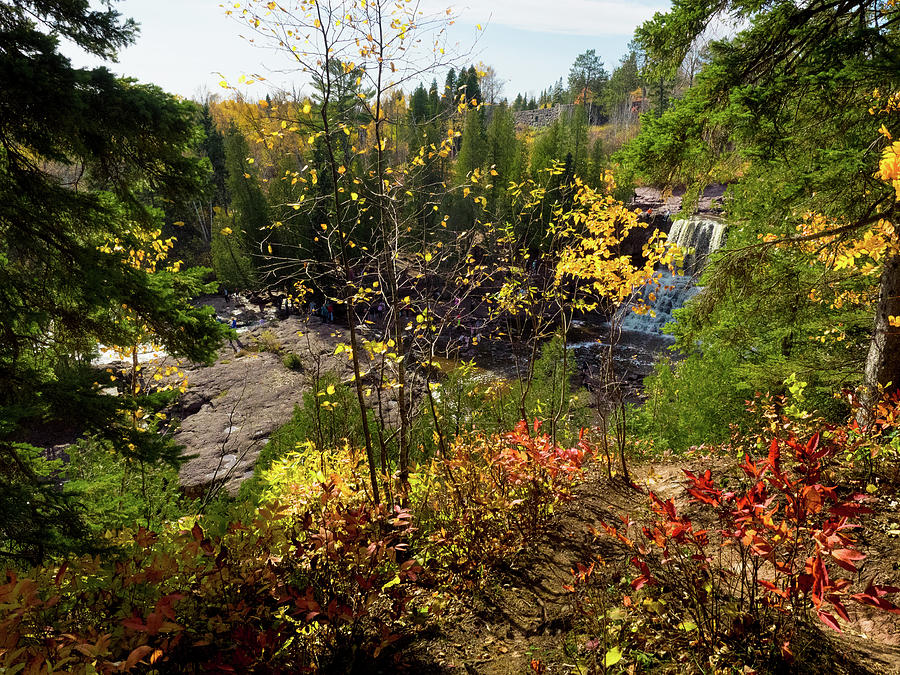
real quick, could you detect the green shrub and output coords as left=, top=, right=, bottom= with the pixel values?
left=282, top=351, right=303, bottom=370
left=255, top=329, right=282, bottom=353
left=633, top=350, right=750, bottom=454
left=61, top=435, right=185, bottom=534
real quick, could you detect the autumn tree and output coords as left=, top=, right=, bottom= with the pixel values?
left=225, top=0, right=475, bottom=498
left=490, top=164, right=673, bottom=457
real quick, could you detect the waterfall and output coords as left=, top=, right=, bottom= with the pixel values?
left=620, top=215, right=727, bottom=334
left=667, top=216, right=728, bottom=276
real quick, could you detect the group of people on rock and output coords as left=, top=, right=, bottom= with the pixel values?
left=308, top=299, right=335, bottom=323
left=220, top=284, right=490, bottom=356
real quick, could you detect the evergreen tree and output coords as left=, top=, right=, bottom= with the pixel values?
left=428, top=78, right=440, bottom=116
left=569, top=104, right=590, bottom=175
left=551, top=77, right=566, bottom=105
left=442, top=68, right=456, bottom=108
left=587, top=137, right=606, bottom=189
left=223, top=127, right=270, bottom=286
left=0, top=0, right=227, bottom=562
left=629, top=0, right=900, bottom=426
left=450, top=109, right=488, bottom=226
left=485, top=103, right=520, bottom=217
left=568, top=49, right=609, bottom=120
left=409, top=83, right=430, bottom=127
left=462, top=65, right=482, bottom=105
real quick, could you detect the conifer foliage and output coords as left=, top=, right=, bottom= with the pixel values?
left=0, top=0, right=228, bottom=562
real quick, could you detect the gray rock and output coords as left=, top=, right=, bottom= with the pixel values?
left=174, top=317, right=360, bottom=497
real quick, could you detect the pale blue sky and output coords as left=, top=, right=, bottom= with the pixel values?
left=61, top=0, right=669, bottom=101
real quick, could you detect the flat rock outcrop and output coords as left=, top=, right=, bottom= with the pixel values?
left=172, top=315, right=358, bottom=498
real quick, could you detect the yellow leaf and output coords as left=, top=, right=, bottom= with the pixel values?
left=326, top=384, right=335, bottom=395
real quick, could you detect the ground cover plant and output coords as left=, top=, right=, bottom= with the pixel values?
left=587, top=395, right=900, bottom=672
left=0, top=422, right=594, bottom=673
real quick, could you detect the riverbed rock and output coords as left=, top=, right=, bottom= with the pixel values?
left=171, top=316, right=358, bottom=498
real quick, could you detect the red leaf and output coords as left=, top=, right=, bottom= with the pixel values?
left=767, top=438, right=781, bottom=474
left=830, top=502, right=872, bottom=517
left=806, top=432, right=821, bottom=454
left=851, top=591, right=900, bottom=614
left=831, top=548, right=866, bottom=572
left=125, top=645, right=154, bottom=670
left=122, top=613, right=147, bottom=632
left=817, top=610, right=842, bottom=632
left=781, top=641, right=794, bottom=662
left=830, top=599, right=851, bottom=623
left=54, top=562, right=68, bottom=587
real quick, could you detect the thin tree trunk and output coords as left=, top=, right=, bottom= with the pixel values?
left=315, top=3, right=380, bottom=503
left=860, top=253, right=900, bottom=424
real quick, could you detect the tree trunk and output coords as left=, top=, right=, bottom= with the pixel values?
left=860, top=254, right=900, bottom=424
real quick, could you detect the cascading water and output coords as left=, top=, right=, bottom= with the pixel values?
left=620, top=215, right=728, bottom=334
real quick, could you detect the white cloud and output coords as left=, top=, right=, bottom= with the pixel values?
left=419, top=0, right=669, bottom=36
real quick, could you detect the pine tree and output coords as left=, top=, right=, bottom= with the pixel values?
left=485, top=103, right=520, bottom=217
left=0, top=0, right=227, bottom=562
left=428, top=78, right=440, bottom=117
left=223, top=127, right=270, bottom=286
left=442, top=68, right=457, bottom=108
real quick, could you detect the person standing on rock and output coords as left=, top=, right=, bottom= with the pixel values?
left=228, top=318, right=239, bottom=351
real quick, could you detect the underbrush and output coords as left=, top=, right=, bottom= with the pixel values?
left=567, top=395, right=900, bottom=673
left=1, top=421, right=593, bottom=673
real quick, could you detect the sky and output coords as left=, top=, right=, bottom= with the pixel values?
left=61, top=0, right=671, bottom=101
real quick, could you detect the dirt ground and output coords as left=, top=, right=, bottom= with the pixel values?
left=393, top=458, right=900, bottom=675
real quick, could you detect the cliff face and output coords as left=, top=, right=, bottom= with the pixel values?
left=513, top=105, right=572, bottom=128
left=619, top=185, right=727, bottom=263
left=512, top=104, right=604, bottom=128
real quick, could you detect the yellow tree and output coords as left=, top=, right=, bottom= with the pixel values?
left=97, top=226, right=197, bottom=524
left=223, top=0, right=469, bottom=500
left=490, top=165, right=674, bottom=472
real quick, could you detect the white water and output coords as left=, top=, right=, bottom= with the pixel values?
left=94, top=344, right=167, bottom=366
left=620, top=216, right=727, bottom=334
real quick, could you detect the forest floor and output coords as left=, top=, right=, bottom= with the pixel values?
left=398, top=457, right=900, bottom=675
